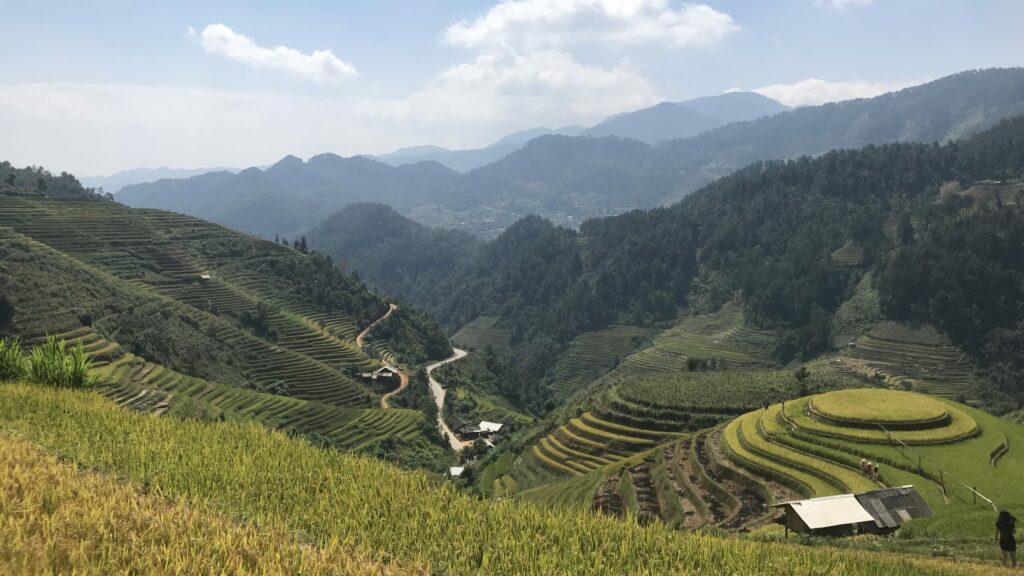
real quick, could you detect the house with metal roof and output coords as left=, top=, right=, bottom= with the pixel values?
left=772, top=486, right=931, bottom=537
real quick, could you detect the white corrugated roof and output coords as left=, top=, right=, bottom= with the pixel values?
left=449, top=466, right=465, bottom=477
left=478, top=421, right=504, bottom=433
left=775, top=494, right=875, bottom=530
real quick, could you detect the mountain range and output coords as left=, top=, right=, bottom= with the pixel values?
left=118, top=68, right=1024, bottom=239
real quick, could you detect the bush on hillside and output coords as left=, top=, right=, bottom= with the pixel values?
left=29, top=336, right=93, bottom=389
left=0, top=294, right=14, bottom=330
left=0, top=338, right=27, bottom=381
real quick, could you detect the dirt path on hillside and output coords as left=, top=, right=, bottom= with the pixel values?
left=356, top=303, right=397, bottom=349
left=379, top=369, right=409, bottom=409
left=426, top=348, right=470, bottom=451
left=355, top=303, right=408, bottom=409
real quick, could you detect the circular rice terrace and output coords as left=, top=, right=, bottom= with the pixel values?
left=798, top=389, right=979, bottom=444
left=722, top=387, right=984, bottom=504
left=810, top=389, right=953, bottom=430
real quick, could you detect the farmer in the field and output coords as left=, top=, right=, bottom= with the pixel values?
left=996, top=510, right=1020, bottom=568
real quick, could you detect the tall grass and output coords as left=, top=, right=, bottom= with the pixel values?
left=0, top=434, right=418, bottom=575
left=28, top=335, right=92, bottom=388
left=0, top=337, right=27, bottom=381
left=0, top=383, right=1008, bottom=576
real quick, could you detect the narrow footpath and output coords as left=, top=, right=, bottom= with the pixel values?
left=426, top=348, right=470, bottom=451
left=354, top=303, right=406, bottom=409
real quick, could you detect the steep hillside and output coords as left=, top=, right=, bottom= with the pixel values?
left=0, top=382, right=1006, bottom=576
left=314, top=116, right=1024, bottom=414
left=0, top=191, right=451, bottom=466
left=118, top=68, right=1024, bottom=238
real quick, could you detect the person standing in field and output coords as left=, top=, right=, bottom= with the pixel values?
left=996, top=510, right=1019, bottom=568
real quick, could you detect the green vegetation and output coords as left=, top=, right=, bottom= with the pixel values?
left=451, top=316, right=511, bottom=352
left=0, top=193, right=453, bottom=456
left=544, top=324, right=652, bottom=400
left=0, top=337, right=27, bottom=381
left=28, top=336, right=93, bottom=389
left=723, top=388, right=1024, bottom=540
left=3, top=383, right=1009, bottom=575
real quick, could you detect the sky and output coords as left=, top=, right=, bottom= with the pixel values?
left=1, top=0, right=1021, bottom=176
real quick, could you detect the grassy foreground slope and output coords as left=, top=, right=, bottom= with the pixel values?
left=0, top=434, right=413, bottom=575
left=0, top=382, right=1006, bottom=576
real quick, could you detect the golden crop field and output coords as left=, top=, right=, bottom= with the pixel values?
left=0, top=433, right=416, bottom=575
left=0, top=382, right=1012, bottom=576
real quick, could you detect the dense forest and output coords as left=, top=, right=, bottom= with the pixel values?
left=0, top=162, right=109, bottom=200
left=313, top=116, right=1024, bottom=413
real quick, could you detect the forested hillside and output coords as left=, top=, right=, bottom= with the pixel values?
left=119, top=68, right=1024, bottom=238
left=313, top=116, right=1024, bottom=414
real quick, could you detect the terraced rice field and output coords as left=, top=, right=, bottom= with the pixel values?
left=614, top=304, right=775, bottom=378
left=545, top=325, right=651, bottom=400
left=721, top=388, right=1024, bottom=538
left=835, top=322, right=974, bottom=399
left=521, top=370, right=859, bottom=486
left=831, top=240, right=864, bottom=265
left=519, top=426, right=784, bottom=532
left=69, top=330, right=421, bottom=451
left=0, top=196, right=379, bottom=408
left=451, top=316, right=511, bottom=352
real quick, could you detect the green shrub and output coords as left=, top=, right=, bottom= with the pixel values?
left=29, top=336, right=93, bottom=389
left=0, top=337, right=27, bottom=381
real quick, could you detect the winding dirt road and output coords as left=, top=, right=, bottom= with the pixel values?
left=355, top=303, right=407, bottom=409
left=356, top=303, right=397, bottom=349
left=426, top=348, right=470, bottom=451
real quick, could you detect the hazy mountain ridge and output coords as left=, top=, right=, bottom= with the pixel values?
left=118, top=69, right=1024, bottom=239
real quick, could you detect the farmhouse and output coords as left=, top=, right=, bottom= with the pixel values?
left=450, top=417, right=505, bottom=441
left=360, top=365, right=399, bottom=380
left=772, top=486, right=931, bottom=537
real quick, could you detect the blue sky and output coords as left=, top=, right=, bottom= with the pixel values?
left=1, top=0, right=1021, bottom=175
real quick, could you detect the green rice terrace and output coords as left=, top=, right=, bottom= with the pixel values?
left=832, top=321, right=975, bottom=400
left=505, top=371, right=1024, bottom=547
left=611, top=303, right=777, bottom=378
left=504, top=371, right=860, bottom=515
left=719, top=388, right=1024, bottom=538
left=0, top=196, right=449, bottom=455
left=450, top=315, right=511, bottom=352
left=544, top=324, right=652, bottom=400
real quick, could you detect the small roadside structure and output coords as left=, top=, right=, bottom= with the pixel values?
left=198, top=273, right=213, bottom=283
left=448, top=466, right=465, bottom=478
left=450, top=417, right=505, bottom=442
left=360, top=365, right=399, bottom=380
left=772, top=486, right=931, bottom=537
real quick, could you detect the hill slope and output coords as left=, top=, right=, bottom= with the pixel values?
left=0, top=191, right=451, bottom=464
left=0, top=382, right=1004, bottom=576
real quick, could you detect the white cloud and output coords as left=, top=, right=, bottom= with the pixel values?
left=359, top=50, right=658, bottom=126
left=814, top=0, right=875, bottom=8
left=752, top=78, right=917, bottom=107
left=444, top=0, right=739, bottom=51
left=364, top=1, right=739, bottom=133
left=196, top=24, right=358, bottom=82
